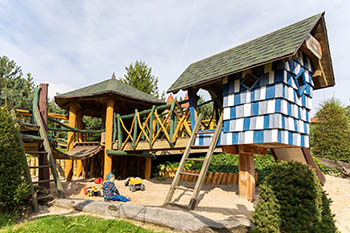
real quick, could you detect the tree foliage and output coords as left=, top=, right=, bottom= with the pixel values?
left=48, top=99, right=66, bottom=115
left=252, top=161, right=337, bottom=233
left=310, top=98, right=350, bottom=162
left=197, top=96, right=214, bottom=120
left=120, top=60, right=160, bottom=98
left=0, top=56, right=36, bottom=110
left=0, top=109, right=32, bottom=214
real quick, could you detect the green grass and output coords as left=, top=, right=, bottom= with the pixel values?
left=1, top=215, right=156, bottom=233
left=0, top=214, right=16, bottom=229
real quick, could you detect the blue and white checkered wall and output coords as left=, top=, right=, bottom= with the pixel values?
left=194, top=51, right=314, bottom=148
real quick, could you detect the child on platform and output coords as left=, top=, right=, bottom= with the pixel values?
left=102, top=173, right=130, bottom=202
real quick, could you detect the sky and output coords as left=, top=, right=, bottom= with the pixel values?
left=0, top=0, right=349, bottom=115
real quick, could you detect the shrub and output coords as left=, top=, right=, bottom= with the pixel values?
left=311, top=98, right=350, bottom=162
left=0, top=109, right=32, bottom=214
left=251, top=161, right=337, bottom=233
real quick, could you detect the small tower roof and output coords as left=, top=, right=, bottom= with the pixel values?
left=55, top=74, right=164, bottom=117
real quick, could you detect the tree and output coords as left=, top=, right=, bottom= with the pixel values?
left=0, top=109, right=32, bottom=214
left=344, top=105, right=350, bottom=119
left=120, top=60, right=160, bottom=98
left=48, top=99, right=67, bottom=115
left=197, top=95, right=214, bottom=120
left=252, top=161, right=337, bottom=232
left=310, top=98, right=350, bottom=162
left=0, top=56, right=36, bottom=110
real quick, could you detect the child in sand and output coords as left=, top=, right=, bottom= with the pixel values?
left=102, top=173, right=130, bottom=202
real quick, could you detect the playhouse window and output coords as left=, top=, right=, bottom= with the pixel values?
left=241, top=73, right=258, bottom=90
left=297, top=75, right=305, bottom=87
left=294, top=67, right=307, bottom=97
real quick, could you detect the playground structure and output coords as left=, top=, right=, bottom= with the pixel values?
left=18, top=13, right=334, bottom=209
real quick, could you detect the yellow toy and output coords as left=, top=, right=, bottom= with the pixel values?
left=124, top=177, right=145, bottom=192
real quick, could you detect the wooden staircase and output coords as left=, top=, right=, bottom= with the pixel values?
left=21, top=122, right=65, bottom=203
left=164, top=113, right=223, bottom=210
left=20, top=87, right=65, bottom=208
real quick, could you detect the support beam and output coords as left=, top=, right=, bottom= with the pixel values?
left=188, top=88, right=198, bottom=130
left=76, top=111, right=83, bottom=177
left=104, top=98, right=115, bottom=179
left=222, top=145, right=267, bottom=155
left=238, top=147, right=255, bottom=201
left=144, top=157, right=152, bottom=180
left=38, top=84, right=50, bottom=189
left=65, top=102, right=77, bottom=181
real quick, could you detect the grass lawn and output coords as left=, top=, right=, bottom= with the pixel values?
left=0, top=215, right=157, bottom=233
left=0, top=214, right=16, bottom=230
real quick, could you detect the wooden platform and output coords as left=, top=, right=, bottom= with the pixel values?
left=113, top=137, right=222, bottom=154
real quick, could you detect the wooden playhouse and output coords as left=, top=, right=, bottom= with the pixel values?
left=165, top=12, right=334, bottom=204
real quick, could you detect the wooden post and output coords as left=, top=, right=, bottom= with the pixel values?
left=38, top=84, right=50, bottom=189
left=117, top=114, right=122, bottom=150
left=65, top=102, right=77, bottom=181
left=238, top=148, right=255, bottom=201
left=132, top=110, right=138, bottom=150
left=76, top=111, right=83, bottom=177
left=104, top=98, right=115, bottom=179
left=188, top=88, right=198, bottom=130
left=144, top=157, right=152, bottom=180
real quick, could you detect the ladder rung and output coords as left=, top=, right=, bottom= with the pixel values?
left=29, top=165, right=51, bottom=169
left=32, top=179, right=56, bottom=184
left=26, top=151, right=47, bottom=155
left=191, top=145, right=209, bottom=149
left=185, top=158, right=204, bottom=162
left=174, top=186, right=193, bottom=192
left=180, top=172, right=199, bottom=176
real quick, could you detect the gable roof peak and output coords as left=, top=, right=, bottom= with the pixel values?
left=111, top=72, right=116, bottom=80
left=168, top=13, right=329, bottom=93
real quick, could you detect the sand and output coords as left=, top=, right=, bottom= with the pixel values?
left=62, top=178, right=255, bottom=222
left=323, top=175, right=350, bottom=233
left=56, top=175, right=349, bottom=232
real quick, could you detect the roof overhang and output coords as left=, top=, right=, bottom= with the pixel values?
left=168, top=13, right=335, bottom=94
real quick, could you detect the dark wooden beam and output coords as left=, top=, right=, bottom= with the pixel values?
left=38, top=84, right=50, bottom=190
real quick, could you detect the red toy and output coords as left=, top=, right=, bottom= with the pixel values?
left=94, top=177, right=103, bottom=184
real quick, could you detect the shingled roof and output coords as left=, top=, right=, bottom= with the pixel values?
left=55, top=75, right=164, bottom=106
left=168, top=12, right=334, bottom=93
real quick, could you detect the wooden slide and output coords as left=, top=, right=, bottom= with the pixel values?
left=271, top=147, right=326, bottom=185
left=52, top=142, right=102, bottom=160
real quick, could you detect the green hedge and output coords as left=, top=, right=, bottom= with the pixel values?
left=0, top=109, right=32, bottom=214
left=251, top=161, right=337, bottom=233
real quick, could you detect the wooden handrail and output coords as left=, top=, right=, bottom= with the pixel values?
left=16, top=108, right=68, bottom=120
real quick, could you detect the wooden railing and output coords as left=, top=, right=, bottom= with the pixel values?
left=17, top=97, right=218, bottom=152
left=114, top=100, right=194, bottom=150
left=114, top=99, right=218, bottom=151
